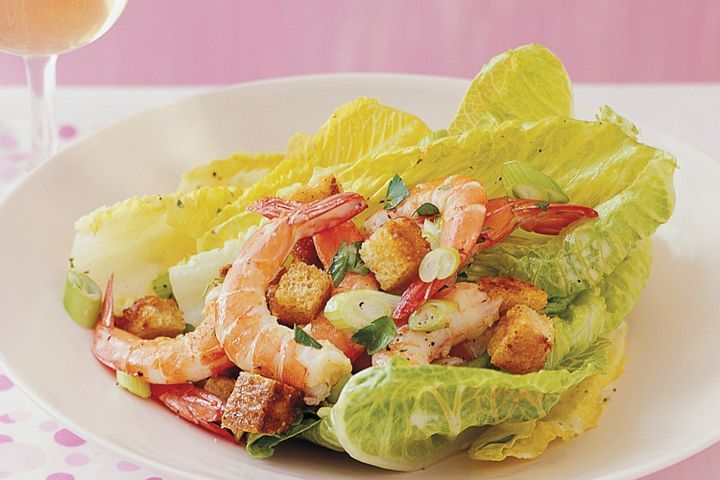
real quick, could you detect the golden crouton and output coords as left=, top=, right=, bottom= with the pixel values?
left=285, top=173, right=341, bottom=203
left=476, top=275, right=548, bottom=313
left=202, top=376, right=237, bottom=402
left=269, top=261, right=333, bottom=324
left=487, top=304, right=554, bottom=374
left=221, top=372, right=303, bottom=435
left=116, top=296, right=185, bottom=339
left=359, top=217, right=430, bottom=292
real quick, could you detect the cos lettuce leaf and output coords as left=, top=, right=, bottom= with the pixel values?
left=70, top=186, right=237, bottom=309
left=246, top=411, right=321, bottom=458
left=328, top=350, right=605, bottom=471
left=470, top=322, right=628, bottom=461
left=178, top=151, right=285, bottom=193
left=449, top=43, right=572, bottom=134
left=198, top=98, right=431, bottom=250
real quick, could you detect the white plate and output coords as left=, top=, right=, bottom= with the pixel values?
left=0, top=74, right=718, bottom=480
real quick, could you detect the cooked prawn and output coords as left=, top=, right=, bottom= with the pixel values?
left=215, top=192, right=367, bottom=404
left=92, top=276, right=233, bottom=384
left=373, top=282, right=500, bottom=366
left=384, top=176, right=488, bottom=323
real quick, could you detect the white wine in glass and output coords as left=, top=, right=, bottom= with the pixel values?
left=0, top=0, right=127, bottom=169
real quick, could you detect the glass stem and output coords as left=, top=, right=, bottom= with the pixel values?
left=23, top=55, right=58, bottom=168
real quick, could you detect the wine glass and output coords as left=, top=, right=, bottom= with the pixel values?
left=0, top=0, right=127, bottom=170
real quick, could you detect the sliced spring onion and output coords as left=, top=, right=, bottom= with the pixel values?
left=418, top=247, right=461, bottom=283
left=325, top=290, right=401, bottom=333
left=116, top=370, right=151, bottom=399
left=408, top=300, right=457, bottom=332
left=501, top=161, right=569, bottom=203
left=63, top=269, right=102, bottom=328
left=350, top=316, right=398, bottom=355
left=421, top=218, right=442, bottom=249
left=152, top=272, right=173, bottom=299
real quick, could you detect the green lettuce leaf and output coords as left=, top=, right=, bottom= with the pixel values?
left=449, top=44, right=572, bottom=133
left=547, top=238, right=652, bottom=367
left=470, top=322, right=628, bottom=461
left=328, top=349, right=605, bottom=471
left=198, top=98, right=431, bottom=250
left=178, top=151, right=285, bottom=192
left=70, top=186, right=237, bottom=309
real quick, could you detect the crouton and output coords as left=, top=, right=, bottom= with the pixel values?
left=359, top=217, right=430, bottom=292
left=202, top=376, right=236, bottom=402
left=487, top=304, right=554, bottom=374
left=476, top=275, right=548, bottom=313
left=285, top=173, right=341, bottom=203
left=116, top=296, right=185, bottom=339
left=221, top=372, right=303, bottom=435
left=269, top=261, right=333, bottom=324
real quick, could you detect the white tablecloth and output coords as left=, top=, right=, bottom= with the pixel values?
left=0, top=84, right=718, bottom=479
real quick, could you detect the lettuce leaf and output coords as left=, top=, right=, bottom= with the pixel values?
left=329, top=348, right=606, bottom=471
left=197, top=98, right=431, bottom=251
left=449, top=44, right=572, bottom=134
left=470, top=322, right=627, bottom=461
left=70, top=186, right=237, bottom=309
left=246, top=411, right=321, bottom=458
left=177, top=151, right=284, bottom=193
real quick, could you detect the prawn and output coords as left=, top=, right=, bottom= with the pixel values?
left=93, top=276, right=233, bottom=384
left=476, top=197, right=598, bottom=251
left=382, top=176, right=488, bottom=324
left=392, top=189, right=598, bottom=323
left=373, top=282, right=500, bottom=366
left=215, top=192, right=367, bottom=404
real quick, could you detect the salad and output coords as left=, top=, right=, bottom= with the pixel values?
left=63, top=44, right=675, bottom=471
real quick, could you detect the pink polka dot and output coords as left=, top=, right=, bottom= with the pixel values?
left=46, top=474, right=74, bottom=480
left=0, top=415, right=13, bottom=424
left=145, top=477, right=163, bottom=480
left=117, top=460, right=140, bottom=472
left=0, top=435, right=11, bottom=444
left=53, top=429, right=85, bottom=447
left=0, top=134, right=18, bottom=150
left=40, top=420, right=59, bottom=432
left=58, top=124, right=77, bottom=139
left=64, top=453, right=88, bottom=467
left=0, top=375, right=13, bottom=391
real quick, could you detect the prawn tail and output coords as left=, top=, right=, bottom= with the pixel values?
left=292, top=192, right=368, bottom=237
left=154, top=384, right=232, bottom=439
left=248, top=197, right=302, bottom=219
left=100, top=274, right=115, bottom=328
left=392, top=278, right=445, bottom=325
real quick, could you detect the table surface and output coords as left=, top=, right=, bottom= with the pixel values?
left=0, top=83, right=718, bottom=479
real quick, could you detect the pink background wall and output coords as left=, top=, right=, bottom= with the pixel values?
left=0, top=0, right=719, bottom=85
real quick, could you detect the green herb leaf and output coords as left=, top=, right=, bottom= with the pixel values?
left=294, top=325, right=322, bottom=349
left=535, top=201, right=550, bottom=212
left=152, top=272, right=173, bottom=299
left=383, top=174, right=409, bottom=210
left=328, top=241, right=369, bottom=287
left=183, top=323, right=195, bottom=334
left=350, top=316, right=397, bottom=355
left=414, top=202, right=440, bottom=217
